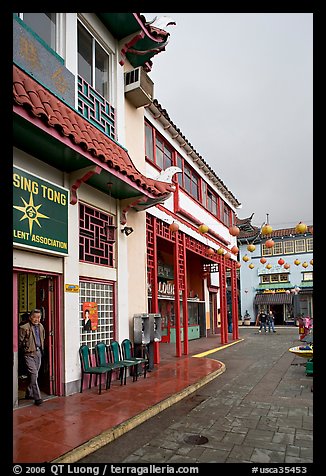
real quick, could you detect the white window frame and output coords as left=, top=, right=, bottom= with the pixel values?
left=77, top=14, right=115, bottom=104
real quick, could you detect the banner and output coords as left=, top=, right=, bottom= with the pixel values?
left=13, top=166, right=69, bottom=255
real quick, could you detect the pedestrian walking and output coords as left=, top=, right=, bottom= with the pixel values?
left=18, top=309, right=45, bottom=406
left=257, top=310, right=268, bottom=333
left=267, top=310, right=276, bottom=332
left=227, top=310, right=233, bottom=333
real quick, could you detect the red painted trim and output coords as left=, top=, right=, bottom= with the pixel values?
left=231, top=262, right=239, bottom=340
left=177, top=206, right=230, bottom=245
left=219, top=260, right=228, bottom=344
left=174, top=183, right=232, bottom=238
left=13, top=266, right=61, bottom=276
left=182, top=233, right=189, bottom=355
left=119, top=31, right=145, bottom=65
left=155, top=203, right=231, bottom=248
left=152, top=217, right=160, bottom=363
left=13, top=272, right=18, bottom=353
left=173, top=183, right=179, bottom=213
left=174, top=231, right=182, bottom=357
left=70, top=166, right=102, bottom=205
left=132, top=14, right=170, bottom=43
left=13, top=105, right=158, bottom=199
left=54, top=274, right=64, bottom=396
left=13, top=269, right=64, bottom=396
left=121, top=197, right=144, bottom=225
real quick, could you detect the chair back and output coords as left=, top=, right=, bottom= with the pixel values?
left=110, top=340, right=122, bottom=363
left=79, top=345, right=91, bottom=372
left=121, top=338, right=133, bottom=360
left=95, top=342, right=108, bottom=366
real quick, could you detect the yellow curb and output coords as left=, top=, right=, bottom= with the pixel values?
left=51, top=361, right=225, bottom=463
left=193, top=338, right=244, bottom=358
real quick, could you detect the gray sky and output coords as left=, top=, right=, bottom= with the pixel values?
left=144, top=13, right=313, bottom=230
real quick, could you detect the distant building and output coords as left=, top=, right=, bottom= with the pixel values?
left=237, top=216, right=313, bottom=325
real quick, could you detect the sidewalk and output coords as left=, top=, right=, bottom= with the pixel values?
left=14, top=334, right=239, bottom=463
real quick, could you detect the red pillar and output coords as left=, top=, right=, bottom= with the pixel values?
left=231, top=261, right=239, bottom=340
left=151, top=217, right=160, bottom=364
left=174, top=230, right=182, bottom=357
left=182, top=233, right=189, bottom=355
left=219, top=259, right=228, bottom=344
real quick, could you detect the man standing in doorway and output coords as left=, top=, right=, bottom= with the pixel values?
left=18, top=309, right=45, bottom=405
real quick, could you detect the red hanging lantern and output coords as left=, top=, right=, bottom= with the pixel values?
left=265, top=239, right=275, bottom=248
left=229, top=225, right=240, bottom=236
left=278, top=258, right=285, bottom=266
left=224, top=252, right=231, bottom=259
left=207, top=247, right=215, bottom=256
left=260, top=257, right=267, bottom=264
left=169, top=222, right=179, bottom=233
left=283, top=263, right=290, bottom=269
left=231, top=245, right=239, bottom=255
left=236, top=261, right=241, bottom=268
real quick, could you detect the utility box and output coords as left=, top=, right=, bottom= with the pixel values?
left=124, top=67, right=154, bottom=108
left=134, top=313, right=162, bottom=371
left=133, top=313, right=152, bottom=344
left=149, top=313, right=162, bottom=342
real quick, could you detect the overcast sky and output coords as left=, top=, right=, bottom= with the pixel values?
left=143, top=12, right=313, bottom=230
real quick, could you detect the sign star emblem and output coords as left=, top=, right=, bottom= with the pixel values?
left=13, top=192, right=49, bottom=235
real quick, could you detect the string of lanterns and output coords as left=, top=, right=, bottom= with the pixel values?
left=168, top=218, right=312, bottom=272
left=241, top=220, right=312, bottom=271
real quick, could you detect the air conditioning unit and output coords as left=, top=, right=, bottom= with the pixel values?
left=124, top=67, right=154, bottom=108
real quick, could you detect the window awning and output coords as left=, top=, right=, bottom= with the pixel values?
left=254, top=293, right=293, bottom=305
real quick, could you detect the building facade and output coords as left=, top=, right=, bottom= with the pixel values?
left=143, top=100, right=242, bottom=360
left=13, top=12, right=241, bottom=407
left=237, top=216, right=313, bottom=326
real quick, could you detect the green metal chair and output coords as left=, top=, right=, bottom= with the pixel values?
left=121, top=338, right=148, bottom=379
left=109, top=340, right=138, bottom=385
left=95, top=341, right=124, bottom=386
left=79, top=344, right=111, bottom=394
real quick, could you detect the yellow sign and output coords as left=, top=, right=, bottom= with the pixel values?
left=65, top=284, right=80, bottom=293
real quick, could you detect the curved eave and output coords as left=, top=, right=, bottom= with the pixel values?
left=96, top=13, right=170, bottom=68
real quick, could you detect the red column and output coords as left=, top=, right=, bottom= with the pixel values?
left=231, top=261, right=239, bottom=340
left=219, top=259, right=228, bottom=344
left=151, top=217, right=160, bottom=364
left=182, top=233, right=189, bottom=355
left=174, top=230, right=182, bottom=357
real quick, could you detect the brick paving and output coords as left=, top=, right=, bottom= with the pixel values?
left=81, top=326, right=313, bottom=464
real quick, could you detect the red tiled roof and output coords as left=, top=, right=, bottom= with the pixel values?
left=13, top=65, right=174, bottom=198
left=236, top=214, right=255, bottom=226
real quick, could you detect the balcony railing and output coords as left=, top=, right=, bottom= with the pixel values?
left=77, top=75, right=116, bottom=141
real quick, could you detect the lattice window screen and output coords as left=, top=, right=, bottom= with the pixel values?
left=79, top=280, right=115, bottom=351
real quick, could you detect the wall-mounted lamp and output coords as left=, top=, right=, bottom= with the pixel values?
left=121, top=226, right=134, bottom=236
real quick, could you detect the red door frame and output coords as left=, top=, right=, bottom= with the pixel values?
left=13, top=269, right=64, bottom=397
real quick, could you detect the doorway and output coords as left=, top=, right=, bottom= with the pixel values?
left=16, top=272, right=58, bottom=405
